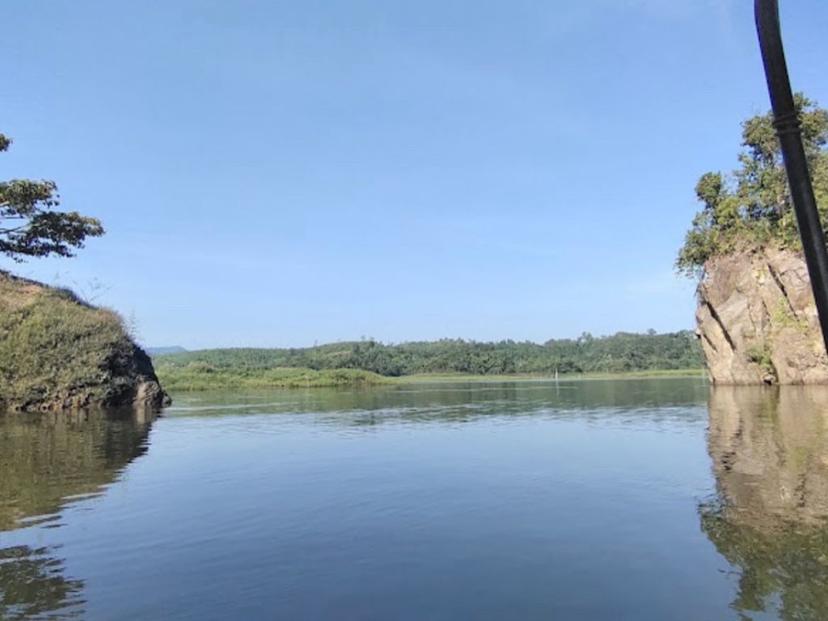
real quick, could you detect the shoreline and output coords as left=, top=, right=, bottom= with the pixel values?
left=395, top=369, right=708, bottom=383
left=158, top=368, right=708, bottom=392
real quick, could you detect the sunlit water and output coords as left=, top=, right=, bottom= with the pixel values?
left=2, top=378, right=827, bottom=620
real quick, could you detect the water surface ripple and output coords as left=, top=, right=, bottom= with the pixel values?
left=1, top=378, right=826, bottom=620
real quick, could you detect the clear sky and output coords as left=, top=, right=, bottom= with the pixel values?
left=2, top=1, right=828, bottom=349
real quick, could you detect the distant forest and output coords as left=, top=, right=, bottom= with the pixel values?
left=153, top=331, right=703, bottom=377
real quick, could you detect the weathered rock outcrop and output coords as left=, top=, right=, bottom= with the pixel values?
left=697, top=247, right=828, bottom=384
left=0, top=272, right=169, bottom=412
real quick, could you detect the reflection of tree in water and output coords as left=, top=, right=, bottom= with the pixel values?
left=701, top=387, right=828, bottom=620
left=0, top=546, right=84, bottom=620
left=0, top=408, right=156, bottom=619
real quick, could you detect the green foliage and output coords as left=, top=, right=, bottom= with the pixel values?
left=154, top=331, right=704, bottom=383
left=771, top=299, right=808, bottom=332
left=746, top=342, right=776, bottom=380
left=0, top=133, right=103, bottom=261
left=677, top=95, right=828, bottom=276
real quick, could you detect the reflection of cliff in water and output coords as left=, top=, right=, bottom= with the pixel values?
left=0, top=409, right=155, bottom=532
left=701, top=387, right=828, bottom=620
left=0, top=409, right=156, bottom=620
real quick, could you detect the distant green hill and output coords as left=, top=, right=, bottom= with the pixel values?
left=145, top=346, right=188, bottom=356
left=153, top=331, right=703, bottom=390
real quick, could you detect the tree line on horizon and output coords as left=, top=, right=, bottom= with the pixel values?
left=153, top=331, right=703, bottom=377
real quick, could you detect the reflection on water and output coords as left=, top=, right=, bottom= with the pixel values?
left=168, top=377, right=709, bottom=422
left=702, top=387, right=828, bottom=620
left=3, top=380, right=828, bottom=620
left=0, top=408, right=154, bottom=530
left=0, top=408, right=155, bottom=620
left=0, top=546, right=84, bottom=620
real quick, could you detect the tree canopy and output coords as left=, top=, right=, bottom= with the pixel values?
left=0, top=133, right=103, bottom=261
left=154, top=331, right=703, bottom=378
left=677, top=95, right=828, bottom=277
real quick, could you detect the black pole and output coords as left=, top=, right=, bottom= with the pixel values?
left=755, top=0, right=828, bottom=354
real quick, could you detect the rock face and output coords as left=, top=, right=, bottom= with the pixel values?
left=697, top=247, right=828, bottom=384
left=0, top=272, right=170, bottom=412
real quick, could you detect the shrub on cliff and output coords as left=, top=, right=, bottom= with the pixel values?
left=677, top=95, right=828, bottom=277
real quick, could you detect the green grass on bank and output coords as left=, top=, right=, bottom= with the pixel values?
left=396, top=369, right=707, bottom=384
left=155, top=366, right=390, bottom=391
left=156, top=363, right=706, bottom=392
left=0, top=272, right=147, bottom=410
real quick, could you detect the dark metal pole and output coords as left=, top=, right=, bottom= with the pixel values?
left=755, top=0, right=828, bottom=354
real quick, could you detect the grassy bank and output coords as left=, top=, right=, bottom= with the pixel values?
left=0, top=272, right=165, bottom=411
left=396, top=369, right=706, bottom=384
left=155, top=366, right=391, bottom=391
left=155, top=363, right=705, bottom=392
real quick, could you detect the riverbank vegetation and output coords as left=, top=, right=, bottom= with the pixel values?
left=395, top=369, right=706, bottom=384
left=153, top=331, right=703, bottom=390
left=676, top=95, right=828, bottom=277
left=157, top=367, right=390, bottom=391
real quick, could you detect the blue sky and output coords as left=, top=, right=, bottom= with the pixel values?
left=2, top=1, right=827, bottom=349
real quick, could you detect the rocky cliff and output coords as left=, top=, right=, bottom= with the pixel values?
left=697, top=246, right=828, bottom=385
left=0, top=272, right=169, bottom=412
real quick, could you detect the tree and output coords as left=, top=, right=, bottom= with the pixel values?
left=677, top=95, right=828, bottom=277
left=0, top=133, right=103, bottom=262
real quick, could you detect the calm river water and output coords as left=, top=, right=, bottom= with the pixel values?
left=2, top=378, right=828, bottom=620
